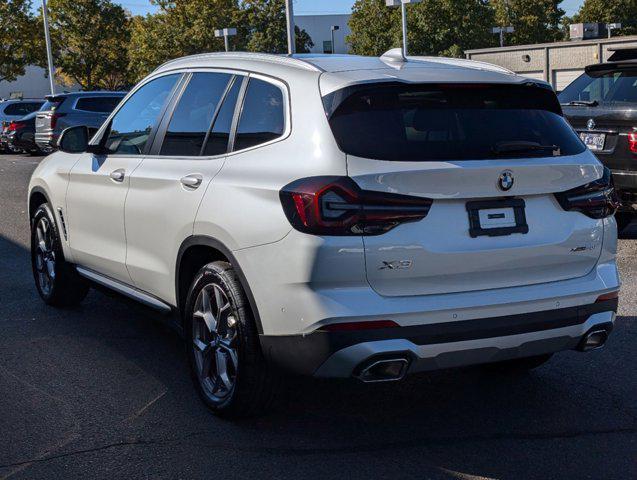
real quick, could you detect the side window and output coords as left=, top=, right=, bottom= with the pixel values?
left=160, top=72, right=232, bottom=156
left=104, top=74, right=179, bottom=155
left=75, top=96, right=122, bottom=113
left=202, top=76, right=242, bottom=156
left=234, top=78, right=285, bottom=151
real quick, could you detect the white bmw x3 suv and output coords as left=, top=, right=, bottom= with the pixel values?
left=28, top=51, right=620, bottom=416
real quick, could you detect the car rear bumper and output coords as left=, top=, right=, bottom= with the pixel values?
left=261, top=299, right=617, bottom=378
left=35, top=132, right=56, bottom=150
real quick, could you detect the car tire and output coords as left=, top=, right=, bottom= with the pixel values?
left=184, top=261, right=278, bottom=418
left=615, top=212, right=632, bottom=233
left=31, top=203, right=89, bottom=307
left=483, top=354, right=553, bottom=373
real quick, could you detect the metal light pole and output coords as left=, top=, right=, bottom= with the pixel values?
left=492, top=26, right=514, bottom=48
left=41, top=0, right=55, bottom=96
left=215, top=28, right=237, bottom=52
left=285, top=0, right=295, bottom=55
left=330, top=25, right=339, bottom=54
left=386, top=0, right=421, bottom=58
left=607, top=23, right=621, bottom=38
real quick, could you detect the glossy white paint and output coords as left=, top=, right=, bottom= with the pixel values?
left=29, top=52, right=620, bottom=372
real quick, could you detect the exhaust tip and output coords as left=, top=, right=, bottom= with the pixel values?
left=355, top=357, right=410, bottom=383
left=578, top=329, right=609, bottom=352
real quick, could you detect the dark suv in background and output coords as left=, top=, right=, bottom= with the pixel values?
left=35, top=91, right=126, bottom=152
left=560, top=46, right=637, bottom=232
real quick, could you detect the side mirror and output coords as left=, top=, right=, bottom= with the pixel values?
left=58, top=125, right=89, bottom=153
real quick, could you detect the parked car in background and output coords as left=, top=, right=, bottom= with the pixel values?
left=560, top=46, right=637, bottom=232
left=35, top=91, right=126, bottom=151
left=28, top=51, right=620, bottom=417
left=0, top=99, right=44, bottom=153
left=6, top=111, right=44, bottom=155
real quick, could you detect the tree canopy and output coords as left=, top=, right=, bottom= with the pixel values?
left=571, top=0, right=637, bottom=36
left=46, top=0, right=130, bottom=90
left=0, top=0, right=40, bottom=83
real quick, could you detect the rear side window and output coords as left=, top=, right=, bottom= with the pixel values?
left=74, top=96, right=123, bottom=113
left=234, top=78, right=285, bottom=151
left=324, top=83, right=585, bottom=161
left=160, top=72, right=232, bottom=156
left=559, top=69, right=637, bottom=105
left=104, top=74, right=179, bottom=155
left=4, top=102, right=43, bottom=116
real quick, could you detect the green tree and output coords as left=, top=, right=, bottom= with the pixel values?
left=128, top=0, right=241, bottom=82
left=409, top=0, right=496, bottom=57
left=571, top=0, right=637, bottom=36
left=0, top=0, right=40, bottom=83
left=491, top=0, right=565, bottom=45
left=240, top=0, right=313, bottom=54
left=47, top=0, right=130, bottom=90
left=348, top=0, right=399, bottom=56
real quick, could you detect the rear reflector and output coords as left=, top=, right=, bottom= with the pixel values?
left=321, top=320, right=400, bottom=332
left=596, top=291, right=619, bottom=303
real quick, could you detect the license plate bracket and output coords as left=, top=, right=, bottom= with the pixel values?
left=579, top=132, right=606, bottom=151
left=466, top=198, right=529, bottom=238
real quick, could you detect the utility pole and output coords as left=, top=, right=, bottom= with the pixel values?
left=215, top=28, right=237, bottom=52
left=330, top=25, right=339, bottom=54
left=386, top=1, right=421, bottom=58
left=41, top=0, right=55, bottom=96
left=285, top=0, right=295, bottom=55
left=492, top=26, right=514, bottom=48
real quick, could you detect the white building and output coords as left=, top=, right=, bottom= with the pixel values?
left=0, top=65, right=75, bottom=100
left=296, top=14, right=352, bottom=54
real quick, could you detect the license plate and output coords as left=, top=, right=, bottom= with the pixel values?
left=580, top=132, right=606, bottom=151
left=466, top=199, right=529, bottom=238
left=478, top=208, right=516, bottom=229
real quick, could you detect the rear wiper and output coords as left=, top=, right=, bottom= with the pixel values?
left=561, top=100, right=599, bottom=107
left=493, top=141, right=561, bottom=156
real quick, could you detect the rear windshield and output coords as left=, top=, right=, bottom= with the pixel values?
left=559, top=69, right=637, bottom=105
left=323, top=83, right=585, bottom=161
left=40, top=97, right=67, bottom=112
left=74, top=96, right=123, bottom=113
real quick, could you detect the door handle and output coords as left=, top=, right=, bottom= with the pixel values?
left=180, top=174, right=203, bottom=189
left=110, top=169, right=125, bottom=182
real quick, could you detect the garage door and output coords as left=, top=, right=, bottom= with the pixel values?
left=553, top=70, right=584, bottom=93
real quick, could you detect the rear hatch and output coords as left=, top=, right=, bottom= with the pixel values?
left=323, top=81, right=605, bottom=297
left=35, top=95, right=67, bottom=135
left=560, top=65, right=637, bottom=171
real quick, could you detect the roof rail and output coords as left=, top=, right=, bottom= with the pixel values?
left=154, top=51, right=323, bottom=73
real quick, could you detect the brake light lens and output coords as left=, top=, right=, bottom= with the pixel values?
left=554, top=167, right=619, bottom=219
left=629, top=132, right=637, bottom=153
left=50, top=112, right=65, bottom=129
left=7, top=121, right=25, bottom=132
left=280, top=176, right=433, bottom=236
left=596, top=291, right=619, bottom=303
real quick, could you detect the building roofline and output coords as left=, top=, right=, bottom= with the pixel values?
left=465, top=34, right=637, bottom=55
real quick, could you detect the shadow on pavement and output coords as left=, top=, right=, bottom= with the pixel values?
left=0, top=233, right=635, bottom=480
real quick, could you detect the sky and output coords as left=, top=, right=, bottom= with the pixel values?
left=117, top=0, right=586, bottom=17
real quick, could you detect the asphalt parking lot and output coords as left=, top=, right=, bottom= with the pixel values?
left=0, top=153, right=635, bottom=480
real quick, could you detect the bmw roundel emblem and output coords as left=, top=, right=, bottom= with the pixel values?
left=587, top=118, right=596, bottom=130
left=498, top=171, right=514, bottom=191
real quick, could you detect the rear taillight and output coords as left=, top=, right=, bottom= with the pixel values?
left=7, top=121, right=25, bottom=132
left=628, top=132, right=637, bottom=153
left=50, top=112, right=65, bottom=129
left=554, top=167, right=619, bottom=219
left=280, top=176, right=433, bottom=236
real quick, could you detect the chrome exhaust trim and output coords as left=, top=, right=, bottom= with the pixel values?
left=355, top=357, right=410, bottom=383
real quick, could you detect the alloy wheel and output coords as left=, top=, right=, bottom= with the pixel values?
left=192, top=283, right=239, bottom=402
left=34, top=216, right=56, bottom=296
